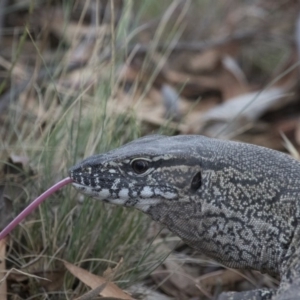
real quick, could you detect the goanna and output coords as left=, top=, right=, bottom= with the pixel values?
left=69, top=135, right=300, bottom=300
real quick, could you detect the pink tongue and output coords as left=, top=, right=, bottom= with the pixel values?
left=0, top=177, right=73, bottom=240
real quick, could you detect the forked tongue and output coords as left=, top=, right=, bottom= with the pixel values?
left=0, top=177, right=73, bottom=240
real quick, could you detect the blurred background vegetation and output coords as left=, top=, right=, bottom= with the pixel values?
left=0, top=0, right=299, bottom=299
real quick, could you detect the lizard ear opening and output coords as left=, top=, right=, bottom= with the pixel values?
left=191, top=171, right=201, bottom=192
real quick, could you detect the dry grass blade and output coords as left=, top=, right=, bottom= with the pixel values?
left=0, top=268, right=50, bottom=285
left=0, top=237, right=6, bottom=300
left=280, top=132, right=300, bottom=160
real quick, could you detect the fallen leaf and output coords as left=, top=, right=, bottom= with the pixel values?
left=196, top=269, right=244, bottom=290
left=200, top=87, right=292, bottom=137
left=161, top=84, right=181, bottom=121
left=182, top=49, right=221, bottom=74
left=64, top=261, right=134, bottom=300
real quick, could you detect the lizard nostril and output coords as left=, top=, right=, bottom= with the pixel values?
left=191, top=171, right=201, bottom=192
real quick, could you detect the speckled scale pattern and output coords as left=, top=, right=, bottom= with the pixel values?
left=69, top=135, right=300, bottom=299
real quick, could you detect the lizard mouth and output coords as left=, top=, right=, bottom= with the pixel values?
left=71, top=181, right=87, bottom=191
left=71, top=181, right=112, bottom=200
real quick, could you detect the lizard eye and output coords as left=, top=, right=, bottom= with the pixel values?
left=131, top=159, right=149, bottom=174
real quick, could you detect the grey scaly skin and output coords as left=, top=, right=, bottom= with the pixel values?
left=69, top=135, right=300, bottom=300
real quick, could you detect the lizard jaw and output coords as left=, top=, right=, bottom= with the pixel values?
left=71, top=181, right=164, bottom=212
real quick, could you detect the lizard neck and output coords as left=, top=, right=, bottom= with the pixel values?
left=148, top=194, right=295, bottom=275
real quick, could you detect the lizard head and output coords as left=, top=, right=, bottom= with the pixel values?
left=69, top=135, right=202, bottom=212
